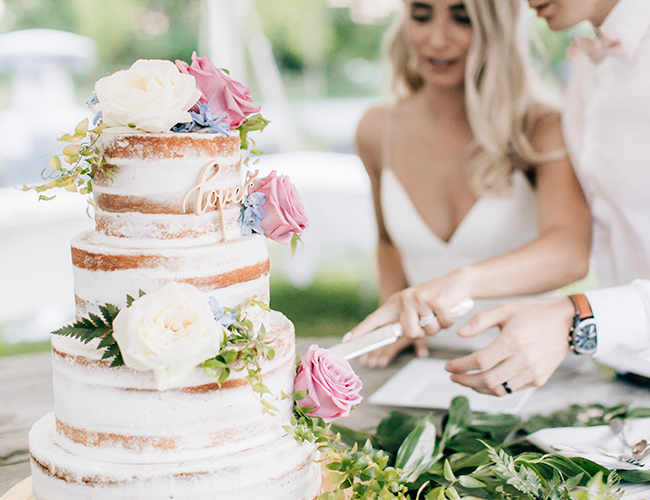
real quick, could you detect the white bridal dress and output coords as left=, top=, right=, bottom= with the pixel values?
left=380, top=166, right=547, bottom=352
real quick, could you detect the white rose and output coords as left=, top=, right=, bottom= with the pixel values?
left=94, top=59, right=202, bottom=133
left=112, top=282, right=225, bottom=390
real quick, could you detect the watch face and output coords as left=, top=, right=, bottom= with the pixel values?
left=573, top=318, right=597, bottom=354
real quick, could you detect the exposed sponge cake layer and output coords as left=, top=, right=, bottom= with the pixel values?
left=70, top=231, right=270, bottom=328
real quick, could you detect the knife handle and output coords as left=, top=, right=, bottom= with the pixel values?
left=450, top=298, right=474, bottom=317
left=330, top=323, right=402, bottom=360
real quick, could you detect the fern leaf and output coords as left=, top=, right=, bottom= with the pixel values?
left=109, top=352, right=124, bottom=367
left=53, top=320, right=106, bottom=344
left=88, top=312, right=108, bottom=328
left=97, top=333, right=115, bottom=349
left=99, top=303, right=120, bottom=325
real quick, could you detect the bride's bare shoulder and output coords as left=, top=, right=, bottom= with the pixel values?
left=356, top=105, right=387, bottom=148
left=356, top=99, right=413, bottom=153
left=355, top=104, right=390, bottom=170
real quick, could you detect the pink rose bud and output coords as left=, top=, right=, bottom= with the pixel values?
left=294, top=344, right=363, bottom=420
left=249, top=171, right=309, bottom=245
left=175, top=52, right=260, bottom=128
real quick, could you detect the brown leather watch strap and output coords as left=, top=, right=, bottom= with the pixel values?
left=569, top=294, right=593, bottom=320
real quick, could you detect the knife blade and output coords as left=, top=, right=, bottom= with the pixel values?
left=328, top=298, right=475, bottom=360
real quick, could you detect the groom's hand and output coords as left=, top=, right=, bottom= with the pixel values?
left=445, top=297, right=575, bottom=396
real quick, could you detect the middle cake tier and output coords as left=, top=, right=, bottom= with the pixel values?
left=50, top=311, right=295, bottom=463
left=71, top=231, right=270, bottom=327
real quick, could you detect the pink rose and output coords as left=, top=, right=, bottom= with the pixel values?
left=294, top=345, right=363, bottom=420
left=250, top=171, right=309, bottom=245
left=175, top=52, right=260, bottom=128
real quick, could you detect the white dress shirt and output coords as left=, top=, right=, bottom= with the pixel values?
left=562, top=0, right=650, bottom=358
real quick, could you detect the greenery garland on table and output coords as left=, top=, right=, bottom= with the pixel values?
left=288, top=397, right=650, bottom=500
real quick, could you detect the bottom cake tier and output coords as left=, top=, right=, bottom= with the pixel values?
left=29, top=413, right=322, bottom=500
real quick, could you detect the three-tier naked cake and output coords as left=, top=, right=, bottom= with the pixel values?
left=26, top=57, right=322, bottom=500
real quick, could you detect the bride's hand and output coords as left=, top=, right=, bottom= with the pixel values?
left=345, top=267, right=474, bottom=341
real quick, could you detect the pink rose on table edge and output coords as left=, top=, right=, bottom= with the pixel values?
left=294, top=344, right=363, bottom=420
left=175, top=51, right=261, bottom=128
left=249, top=170, right=309, bottom=245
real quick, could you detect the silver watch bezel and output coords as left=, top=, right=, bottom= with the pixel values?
left=570, top=317, right=597, bottom=355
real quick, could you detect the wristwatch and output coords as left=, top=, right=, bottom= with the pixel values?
left=568, top=294, right=597, bottom=355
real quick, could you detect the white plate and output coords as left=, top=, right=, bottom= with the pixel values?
left=368, top=358, right=535, bottom=414
left=527, top=418, right=650, bottom=471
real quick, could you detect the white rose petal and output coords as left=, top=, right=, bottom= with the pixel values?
left=112, top=282, right=226, bottom=390
left=94, top=59, right=202, bottom=133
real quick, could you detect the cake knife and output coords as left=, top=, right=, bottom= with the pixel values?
left=328, top=299, right=475, bottom=360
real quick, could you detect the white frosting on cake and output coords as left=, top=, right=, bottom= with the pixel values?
left=29, top=132, right=321, bottom=499
left=30, top=413, right=322, bottom=500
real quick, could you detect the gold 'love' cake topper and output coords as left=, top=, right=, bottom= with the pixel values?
left=181, top=161, right=259, bottom=241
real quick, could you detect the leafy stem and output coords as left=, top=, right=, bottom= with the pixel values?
left=21, top=118, right=109, bottom=201
left=202, top=297, right=279, bottom=415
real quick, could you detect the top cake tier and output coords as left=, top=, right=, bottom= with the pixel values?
left=93, top=133, right=244, bottom=244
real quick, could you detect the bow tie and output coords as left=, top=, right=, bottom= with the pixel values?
left=573, top=29, right=627, bottom=64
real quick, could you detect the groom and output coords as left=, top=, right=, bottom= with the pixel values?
left=446, top=0, right=650, bottom=395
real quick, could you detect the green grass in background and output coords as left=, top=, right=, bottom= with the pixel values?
left=271, top=271, right=379, bottom=338
left=0, top=339, right=50, bottom=357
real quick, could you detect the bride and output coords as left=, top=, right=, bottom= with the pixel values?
left=350, top=0, right=592, bottom=366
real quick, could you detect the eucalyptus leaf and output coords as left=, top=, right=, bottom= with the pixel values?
left=443, top=460, right=456, bottom=482
left=458, top=475, right=485, bottom=488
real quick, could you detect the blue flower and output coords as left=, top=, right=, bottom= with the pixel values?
left=208, top=297, right=238, bottom=329
left=241, top=192, right=266, bottom=236
left=86, top=92, right=102, bottom=125
left=86, top=92, right=98, bottom=109
left=173, top=102, right=231, bottom=135
left=172, top=122, right=192, bottom=133
left=172, top=122, right=194, bottom=133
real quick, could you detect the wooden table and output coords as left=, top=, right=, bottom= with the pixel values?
left=3, top=339, right=650, bottom=497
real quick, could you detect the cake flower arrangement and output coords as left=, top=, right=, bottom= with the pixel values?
left=24, top=52, right=309, bottom=247
left=22, top=54, right=256, bottom=197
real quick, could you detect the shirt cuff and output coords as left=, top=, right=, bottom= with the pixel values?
left=586, top=281, right=650, bottom=358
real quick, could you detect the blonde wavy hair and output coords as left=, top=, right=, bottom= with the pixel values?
left=387, top=0, right=559, bottom=195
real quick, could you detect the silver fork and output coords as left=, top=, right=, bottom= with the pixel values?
left=597, top=447, right=645, bottom=467
left=552, top=444, right=645, bottom=467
